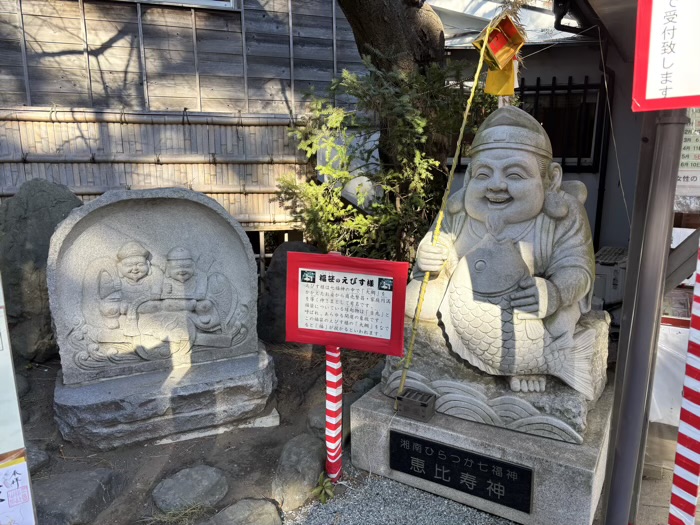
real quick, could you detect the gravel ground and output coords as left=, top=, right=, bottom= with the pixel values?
left=284, top=464, right=515, bottom=525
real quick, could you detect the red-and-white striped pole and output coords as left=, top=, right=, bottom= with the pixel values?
left=325, top=345, right=343, bottom=481
left=668, top=247, right=700, bottom=525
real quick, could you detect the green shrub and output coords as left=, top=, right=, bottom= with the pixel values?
left=278, top=58, right=498, bottom=264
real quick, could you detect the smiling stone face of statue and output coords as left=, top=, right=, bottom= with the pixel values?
left=116, top=241, right=151, bottom=284
left=465, top=149, right=545, bottom=226
left=166, top=247, right=196, bottom=283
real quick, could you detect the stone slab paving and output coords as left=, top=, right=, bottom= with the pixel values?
left=635, top=467, right=700, bottom=525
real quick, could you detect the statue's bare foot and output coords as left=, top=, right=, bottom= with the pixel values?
left=509, top=375, right=547, bottom=393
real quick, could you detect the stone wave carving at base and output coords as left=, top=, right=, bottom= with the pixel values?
left=384, top=370, right=584, bottom=444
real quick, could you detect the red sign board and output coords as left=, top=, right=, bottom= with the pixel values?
left=285, top=252, right=409, bottom=357
left=632, top=0, right=700, bottom=112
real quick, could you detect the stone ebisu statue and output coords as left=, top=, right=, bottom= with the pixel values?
left=408, top=106, right=597, bottom=399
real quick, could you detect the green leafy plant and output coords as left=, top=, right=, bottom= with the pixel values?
left=311, top=473, right=335, bottom=504
left=277, top=58, right=498, bottom=264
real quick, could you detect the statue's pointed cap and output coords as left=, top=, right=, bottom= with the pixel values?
left=468, top=106, right=552, bottom=158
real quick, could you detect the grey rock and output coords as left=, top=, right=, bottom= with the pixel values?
left=26, top=443, right=50, bottom=474
left=352, top=378, right=376, bottom=395
left=258, top=242, right=321, bottom=343
left=15, top=373, right=29, bottom=398
left=343, top=391, right=363, bottom=444
left=306, top=404, right=325, bottom=441
left=153, top=465, right=228, bottom=513
left=203, top=499, right=281, bottom=525
left=34, top=468, right=123, bottom=525
left=54, top=349, right=276, bottom=450
left=272, top=433, right=325, bottom=511
left=308, top=388, right=368, bottom=444
left=367, top=361, right=385, bottom=383
left=0, top=180, right=81, bottom=362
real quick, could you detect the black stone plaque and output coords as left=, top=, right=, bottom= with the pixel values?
left=389, top=431, right=533, bottom=514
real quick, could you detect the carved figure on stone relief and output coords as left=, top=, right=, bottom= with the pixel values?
left=72, top=241, right=247, bottom=370
left=156, top=247, right=241, bottom=343
left=407, top=106, right=596, bottom=399
left=112, top=241, right=163, bottom=336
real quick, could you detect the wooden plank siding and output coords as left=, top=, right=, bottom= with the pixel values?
left=0, top=0, right=364, bottom=111
left=84, top=1, right=145, bottom=108
left=196, top=9, right=245, bottom=112
left=0, top=1, right=26, bottom=106
left=0, top=110, right=312, bottom=228
left=0, top=0, right=365, bottom=229
left=244, top=0, right=291, bottom=114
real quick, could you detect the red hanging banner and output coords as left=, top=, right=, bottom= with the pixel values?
left=632, top=0, right=700, bottom=112
left=286, top=252, right=408, bottom=357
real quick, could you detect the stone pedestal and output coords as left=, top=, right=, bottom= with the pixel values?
left=55, top=347, right=276, bottom=450
left=351, top=384, right=612, bottom=525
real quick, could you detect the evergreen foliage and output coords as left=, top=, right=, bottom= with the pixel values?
left=277, top=59, right=498, bottom=263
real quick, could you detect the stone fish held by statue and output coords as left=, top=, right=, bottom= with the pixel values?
left=440, top=229, right=597, bottom=400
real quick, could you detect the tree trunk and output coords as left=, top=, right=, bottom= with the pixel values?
left=337, top=0, right=445, bottom=74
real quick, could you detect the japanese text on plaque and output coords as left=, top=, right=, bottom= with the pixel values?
left=298, top=269, right=394, bottom=339
left=390, top=431, right=533, bottom=514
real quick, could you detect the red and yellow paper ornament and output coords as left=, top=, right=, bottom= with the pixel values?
left=472, top=13, right=526, bottom=96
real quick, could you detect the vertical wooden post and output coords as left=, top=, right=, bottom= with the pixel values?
left=331, top=0, right=337, bottom=106
left=191, top=9, right=202, bottom=112
left=137, top=3, right=150, bottom=110
left=258, top=230, right=266, bottom=277
left=325, top=345, right=343, bottom=481
left=78, top=0, right=94, bottom=107
left=332, top=0, right=338, bottom=77
left=240, top=0, right=249, bottom=112
left=15, top=0, right=31, bottom=106
left=287, top=0, right=295, bottom=116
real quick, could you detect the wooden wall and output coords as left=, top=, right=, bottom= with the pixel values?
left=0, top=109, right=312, bottom=229
left=0, top=0, right=365, bottom=230
left=0, top=0, right=364, bottom=113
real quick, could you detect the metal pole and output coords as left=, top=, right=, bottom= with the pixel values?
left=600, top=111, right=658, bottom=523
left=603, top=109, right=688, bottom=525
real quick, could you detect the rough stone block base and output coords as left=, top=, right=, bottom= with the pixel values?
left=351, top=384, right=613, bottom=525
left=54, top=348, right=277, bottom=450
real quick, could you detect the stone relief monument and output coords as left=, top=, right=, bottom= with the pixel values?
left=352, top=107, right=613, bottom=525
left=49, top=189, right=276, bottom=449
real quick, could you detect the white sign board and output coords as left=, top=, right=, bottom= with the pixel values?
left=298, top=269, right=394, bottom=340
left=633, top=0, right=700, bottom=111
left=676, top=108, right=700, bottom=196
left=0, top=274, right=36, bottom=525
